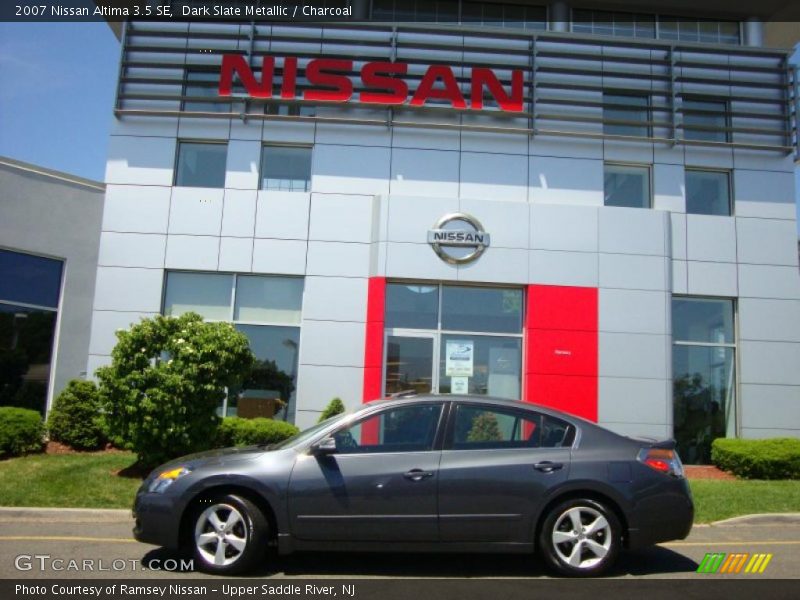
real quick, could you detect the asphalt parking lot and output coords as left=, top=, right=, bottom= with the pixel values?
left=0, top=508, right=797, bottom=579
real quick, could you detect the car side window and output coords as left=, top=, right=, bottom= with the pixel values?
left=540, top=415, right=575, bottom=448
left=450, top=405, right=574, bottom=450
left=332, top=403, right=443, bottom=454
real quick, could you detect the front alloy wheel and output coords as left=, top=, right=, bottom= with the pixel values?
left=192, top=494, right=267, bottom=575
left=539, top=498, right=620, bottom=576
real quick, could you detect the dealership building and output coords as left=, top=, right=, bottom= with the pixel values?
left=5, top=1, right=800, bottom=463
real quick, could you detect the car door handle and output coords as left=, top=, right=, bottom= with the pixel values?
left=403, top=469, right=434, bottom=482
left=533, top=461, right=564, bottom=473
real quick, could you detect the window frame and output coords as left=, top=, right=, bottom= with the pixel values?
left=603, top=162, right=653, bottom=209
left=442, top=402, right=576, bottom=451
left=259, top=143, right=313, bottom=192
left=328, top=401, right=447, bottom=455
left=671, top=295, right=740, bottom=456
left=684, top=168, right=733, bottom=216
left=681, top=96, right=731, bottom=143
left=173, top=140, right=228, bottom=188
left=571, top=8, right=741, bottom=45
left=182, top=69, right=231, bottom=113
left=161, top=270, right=304, bottom=417
left=603, top=90, right=652, bottom=138
left=371, top=1, right=548, bottom=30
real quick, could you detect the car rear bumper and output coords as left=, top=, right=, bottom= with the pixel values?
left=132, top=490, right=182, bottom=549
left=626, top=478, right=694, bottom=549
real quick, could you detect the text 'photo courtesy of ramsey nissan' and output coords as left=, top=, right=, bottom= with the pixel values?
left=0, top=1, right=799, bottom=598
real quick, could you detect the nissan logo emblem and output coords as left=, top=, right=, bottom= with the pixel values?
left=427, top=213, right=491, bottom=265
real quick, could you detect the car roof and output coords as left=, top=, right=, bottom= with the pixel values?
left=364, top=393, right=594, bottom=427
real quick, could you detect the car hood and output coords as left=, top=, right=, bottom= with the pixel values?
left=146, top=445, right=272, bottom=481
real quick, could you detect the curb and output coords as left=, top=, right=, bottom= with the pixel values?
left=710, top=513, right=800, bottom=527
left=0, top=507, right=131, bottom=521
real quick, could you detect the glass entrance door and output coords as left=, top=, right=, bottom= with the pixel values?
left=383, top=333, right=436, bottom=395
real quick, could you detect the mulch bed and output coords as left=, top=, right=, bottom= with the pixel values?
left=45, top=441, right=126, bottom=455
left=684, top=465, right=737, bottom=480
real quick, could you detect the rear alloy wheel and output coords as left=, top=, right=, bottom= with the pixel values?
left=192, top=494, right=268, bottom=575
left=539, top=498, right=621, bottom=577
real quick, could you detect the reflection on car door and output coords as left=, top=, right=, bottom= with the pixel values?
left=288, top=403, right=444, bottom=542
left=438, top=403, right=573, bottom=543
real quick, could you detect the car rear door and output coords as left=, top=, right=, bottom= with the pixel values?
left=437, top=402, right=573, bottom=543
left=288, top=402, right=445, bottom=542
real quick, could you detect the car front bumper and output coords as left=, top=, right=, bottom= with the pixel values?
left=132, top=489, right=183, bottom=549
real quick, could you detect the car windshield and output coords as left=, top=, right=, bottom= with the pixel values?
left=268, top=412, right=351, bottom=450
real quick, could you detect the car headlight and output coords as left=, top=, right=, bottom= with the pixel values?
left=148, top=466, right=192, bottom=493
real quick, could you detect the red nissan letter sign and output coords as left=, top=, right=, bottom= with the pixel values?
left=410, top=65, right=467, bottom=109
left=219, top=55, right=274, bottom=98
left=305, top=58, right=354, bottom=102
left=360, top=62, right=409, bottom=105
left=471, top=68, right=524, bottom=112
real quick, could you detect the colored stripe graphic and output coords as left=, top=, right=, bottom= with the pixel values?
left=745, top=553, right=773, bottom=574
left=697, top=552, right=773, bottom=574
left=719, top=553, right=747, bottom=573
left=697, top=553, right=726, bottom=573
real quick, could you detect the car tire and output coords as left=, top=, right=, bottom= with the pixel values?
left=190, top=493, right=268, bottom=575
left=538, top=497, right=621, bottom=577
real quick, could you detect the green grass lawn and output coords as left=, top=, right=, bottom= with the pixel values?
left=0, top=451, right=142, bottom=509
left=690, top=479, right=800, bottom=523
left=0, top=453, right=799, bottom=522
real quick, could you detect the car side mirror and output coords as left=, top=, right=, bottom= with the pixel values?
left=311, top=436, right=337, bottom=455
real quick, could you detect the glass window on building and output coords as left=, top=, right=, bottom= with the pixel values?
left=603, top=92, right=651, bottom=137
left=163, top=271, right=303, bottom=421
left=604, top=164, right=651, bottom=208
left=260, top=145, right=312, bottom=192
left=0, top=249, right=63, bottom=415
left=384, top=283, right=523, bottom=400
left=682, top=98, right=729, bottom=143
left=685, top=170, right=731, bottom=216
left=373, top=1, right=546, bottom=30
left=672, top=297, right=736, bottom=464
left=659, top=18, right=740, bottom=44
left=265, top=103, right=317, bottom=117
left=572, top=9, right=656, bottom=39
left=174, top=141, right=227, bottom=188
left=183, top=70, right=231, bottom=113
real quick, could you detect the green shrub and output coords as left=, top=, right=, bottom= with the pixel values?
left=47, top=380, right=106, bottom=450
left=711, top=438, right=800, bottom=480
left=216, top=417, right=299, bottom=447
left=96, top=313, right=255, bottom=467
left=318, top=397, right=346, bottom=423
left=0, top=407, right=44, bottom=457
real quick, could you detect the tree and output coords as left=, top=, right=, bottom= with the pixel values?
left=318, top=397, right=346, bottom=423
left=96, top=313, right=255, bottom=467
left=467, top=411, right=503, bottom=442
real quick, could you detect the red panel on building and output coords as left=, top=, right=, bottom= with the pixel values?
left=526, top=328, right=598, bottom=377
left=526, top=284, right=597, bottom=332
left=363, top=277, right=386, bottom=403
left=525, top=373, right=598, bottom=423
left=524, top=284, right=598, bottom=421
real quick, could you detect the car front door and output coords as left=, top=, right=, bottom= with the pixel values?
left=288, top=402, right=444, bottom=542
left=437, top=403, right=573, bottom=543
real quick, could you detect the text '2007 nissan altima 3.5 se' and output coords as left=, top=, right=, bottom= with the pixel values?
left=133, top=394, right=693, bottom=577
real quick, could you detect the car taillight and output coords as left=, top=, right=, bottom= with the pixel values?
left=637, top=447, right=684, bottom=478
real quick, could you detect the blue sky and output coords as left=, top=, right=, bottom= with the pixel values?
left=0, top=22, right=118, bottom=180
left=0, top=22, right=797, bottom=231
